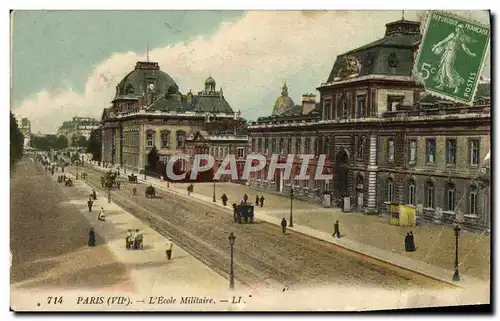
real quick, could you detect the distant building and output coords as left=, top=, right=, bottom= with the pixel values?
left=17, top=117, right=31, bottom=148
left=57, top=116, right=101, bottom=143
left=248, top=18, right=491, bottom=230
left=100, top=60, right=248, bottom=179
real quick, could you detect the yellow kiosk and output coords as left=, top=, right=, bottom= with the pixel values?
left=388, top=203, right=416, bottom=227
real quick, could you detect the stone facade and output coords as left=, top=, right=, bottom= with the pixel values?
left=101, top=60, right=247, bottom=178
left=247, top=18, right=491, bottom=230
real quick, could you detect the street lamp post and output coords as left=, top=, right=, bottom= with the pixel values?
left=289, top=187, right=294, bottom=227
left=108, top=186, right=111, bottom=204
left=213, top=180, right=216, bottom=202
left=228, top=232, right=236, bottom=290
left=452, top=224, right=461, bottom=281
left=76, top=160, right=79, bottom=180
left=167, top=180, right=170, bottom=188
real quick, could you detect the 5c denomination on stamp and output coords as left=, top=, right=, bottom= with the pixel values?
left=413, top=11, right=490, bottom=105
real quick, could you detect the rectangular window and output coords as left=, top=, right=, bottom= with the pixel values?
left=314, top=138, right=319, bottom=156
left=469, top=191, right=478, bottom=215
left=264, top=138, right=269, bottom=154
left=237, top=147, right=245, bottom=159
left=357, top=137, right=364, bottom=160
left=426, top=139, right=436, bottom=164
left=324, top=99, right=332, bottom=120
left=161, top=131, right=170, bottom=148
left=426, top=186, right=434, bottom=208
left=357, top=96, right=365, bottom=119
left=387, top=139, right=394, bottom=162
left=408, top=140, right=417, bottom=164
left=469, top=139, right=480, bottom=165
left=305, top=138, right=311, bottom=154
left=287, top=139, right=292, bottom=155
left=279, top=138, right=284, bottom=154
left=295, top=138, right=301, bottom=154
left=251, top=138, right=256, bottom=152
left=447, top=189, right=455, bottom=211
left=257, top=138, right=262, bottom=153
left=387, top=95, right=404, bottom=112
left=409, top=184, right=416, bottom=205
left=446, top=139, right=457, bottom=165
left=146, top=132, right=154, bottom=147
left=271, top=139, right=277, bottom=154
left=176, top=132, right=185, bottom=149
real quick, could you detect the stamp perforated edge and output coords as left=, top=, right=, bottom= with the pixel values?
left=412, top=10, right=491, bottom=106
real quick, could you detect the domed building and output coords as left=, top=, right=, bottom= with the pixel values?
left=272, top=82, right=296, bottom=116
left=101, top=60, right=248, bottom=179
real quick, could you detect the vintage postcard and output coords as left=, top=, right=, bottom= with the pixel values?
left=413, top=11, right=490, bottom=104
left=10, top=10, right=491, bottom=312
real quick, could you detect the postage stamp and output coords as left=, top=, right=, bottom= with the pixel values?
left=413, top=11, right=490, bottom=105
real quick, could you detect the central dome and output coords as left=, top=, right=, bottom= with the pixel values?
left=115, top=61, right=178, bottom=98
left=272, top=82, right=295, bottom=116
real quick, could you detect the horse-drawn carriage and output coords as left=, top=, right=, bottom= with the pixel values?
left=233, top=203, right=255, bottom=224
left=65, top=178, right=73, bottom=187
left=128, top=174, right=138, bottom=183
left=145, top=185, right=156, bottom=198
left=101, top=171, right=121, bottom=189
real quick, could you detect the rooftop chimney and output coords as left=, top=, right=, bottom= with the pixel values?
left=301, top=93, right=316, bottom=115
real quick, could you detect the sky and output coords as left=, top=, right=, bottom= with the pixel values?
left=10, top=10, right=491, bottom=134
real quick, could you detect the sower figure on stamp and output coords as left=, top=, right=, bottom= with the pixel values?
left=165, top=238, right=174, bottom=260
left=332, top=220, right=341, bottom=239
left=281, top=218, right=287, bottom=234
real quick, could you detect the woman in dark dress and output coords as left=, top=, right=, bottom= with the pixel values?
left=88, top=228, right=96, bottom=247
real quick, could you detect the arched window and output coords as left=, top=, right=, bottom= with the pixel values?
left=386, top=177, right=394, bottom=202
left=176, top=131, right=186, bottom=149
left=425, top=180, right=435, bottom=208
left=357, top=136, right=365, bottom=160
left=468, top=185, right=479, bottom=215
left=445, top=182, right=456, bottom=211
left=407, top=179, right=416, bottom=206
left=146, top=130, right=155, bottom=147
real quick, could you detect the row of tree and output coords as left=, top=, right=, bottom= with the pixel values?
left=10, top=112, right=24, bottom=168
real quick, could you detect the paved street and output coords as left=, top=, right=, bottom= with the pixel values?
left=75, top=165, right=448, bottom=291
left=10, top=159, right=133, bottom=291
left=171, top=181, right=490, bottom=281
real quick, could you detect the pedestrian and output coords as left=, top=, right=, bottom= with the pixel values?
left=221, top=193, right=228, bottom=206
left=260, top=195, right=265, bottom=207
left=409, top=231, right=416, bottom=251
left=332, top=220, right=341, bottom=238
left=117, top=181, right=121, bottom=190
left=255, top=195, right=259, bottom=205
left=243, top=193, right=248, bottom=203
left=87, top=199, right=93, bottom=212
left=92, top=189, right=97, bottom=200
left=166, top=238, right=174, bottom=260
left=187, top=185, right=191, bottom=196
left=88, top=228, right=96, bottom=247
left=126, top=229, right=133, bottom=249
left=404, top=232, right=411, bottom=252
left=134, top=229, right=143, bottom=249
left=132, top=186, right=137, bottom=196
left=98, top=207, right=105, bottom=221
left=281, top=218, right=287, bottom=234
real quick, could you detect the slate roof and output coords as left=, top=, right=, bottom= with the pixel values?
left=326, top=20, right=422, bottom=83
left=418, top=83, right=491, bottom=105
left=146, top=92, right=234, bottom=114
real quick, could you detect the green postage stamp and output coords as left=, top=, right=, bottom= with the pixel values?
left=413, top=11, right=490, bottom=105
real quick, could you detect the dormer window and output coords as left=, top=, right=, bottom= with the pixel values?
left=126, top=84, right=134, bottom=94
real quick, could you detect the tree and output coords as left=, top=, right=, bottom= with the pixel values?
left=76, top=135, right=88, bottom=149
left=55, top=135, right=68, bottom=150
left=87, top=128, right=102, bottom=162
left=10, top=112, right=24, bottom=167
left=146, top=146, right=160, bottom=173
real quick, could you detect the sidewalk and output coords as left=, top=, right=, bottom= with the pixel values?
left=48, top=170, right=239, bottom=294
left=90, top=164, right=487, bottom=289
